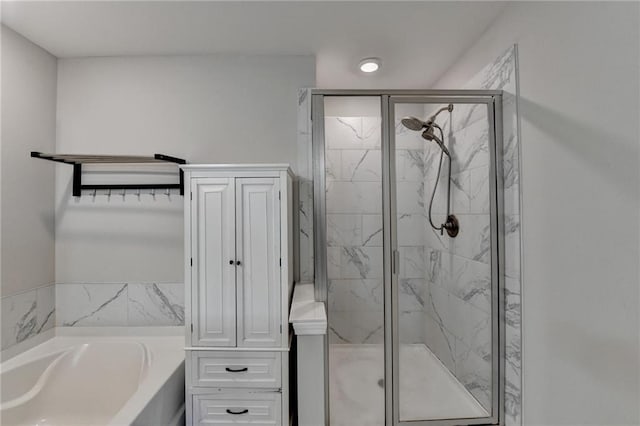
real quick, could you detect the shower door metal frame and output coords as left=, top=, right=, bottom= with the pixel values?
left=311, top=89, right=505, bottom=426
left=387, top=94, right=504, bottom=426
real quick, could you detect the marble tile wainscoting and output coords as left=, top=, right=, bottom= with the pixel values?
left=55, top=283, right=184, bottom=327
left=1, top=284, right=56, bottom=351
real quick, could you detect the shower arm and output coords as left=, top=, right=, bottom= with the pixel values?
left=428, top=105, right=454, bottom=124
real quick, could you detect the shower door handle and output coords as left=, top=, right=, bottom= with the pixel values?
left=392, top=250, right=400, bottom=275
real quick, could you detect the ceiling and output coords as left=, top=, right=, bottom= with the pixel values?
left=1, top=1, right=508, bottom=88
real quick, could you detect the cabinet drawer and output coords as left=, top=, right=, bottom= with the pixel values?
left=192, top=392, right=281, bottom=425
left=190, top=351, right=281, bottom=388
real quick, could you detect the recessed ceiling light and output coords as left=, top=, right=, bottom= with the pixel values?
left=359, top=57, right=381, bottom=73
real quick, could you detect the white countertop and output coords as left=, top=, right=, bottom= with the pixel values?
left=289, top=283, right=327, bottom=336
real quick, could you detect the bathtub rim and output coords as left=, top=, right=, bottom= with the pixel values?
left=0, top=327, right=184, bottom=426
left=1, top=326, right=183, bottom=363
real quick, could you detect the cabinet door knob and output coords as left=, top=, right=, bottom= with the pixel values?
left=229, top=260, right=234, bottom=265
left=236, top=260, right=241, bottom=266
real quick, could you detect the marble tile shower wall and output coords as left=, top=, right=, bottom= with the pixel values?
left=480, top=46, right=521, bottom=426
left=55, top=283, right=184, bottom=327
left=424, top=45, right=521, bottom=424
left=421, top=110, right=493, bottom=411
left=325, top=116, right=427, bottom=344
left=325, top=116, right=385, bottom=344
left=394, top=121, right=432, bottom=345
left=464, top=45, right=521, bottom=426
left=297, top=88, right=315, bottom=283
left=1, top=284, right=55, bottom=351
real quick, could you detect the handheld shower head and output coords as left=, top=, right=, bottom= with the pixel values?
left=422, top=125, right=450, bottom=156
left=401, top=104, right=453, bottom=155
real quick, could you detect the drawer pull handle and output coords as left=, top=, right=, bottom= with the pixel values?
left=225, top=367, right=248, bottom=373
left=226, top=409, right=249, bottom=415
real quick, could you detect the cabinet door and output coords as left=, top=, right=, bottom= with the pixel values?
left=191, top=178, right=236, bottom=347
left=236, top=178, right=281, bottom=347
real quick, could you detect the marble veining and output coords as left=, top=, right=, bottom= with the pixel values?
left=298, top=179, right=314, bottom=282
left=15, top=301, right=37, bottom=343
left=327, top=214, right=362, bottom=247
left=400, top=246, right=426, bottom=279
left=325, top=117, right=381, bottom=150
left=396, top=149, right=425, bottom=182
left=128, top=283, right=184, bottom=326
left=36, top=285, right=56, bottom=334
left=329, top=279, right=383, bottom=312
left=362, top=215, right=383, bottom=247
left=329, top=311, right=384, bottom=344
left=57, top=284, right=128, bottom=326
left=455, top=341, right=492, bottom=409
left=341, top=247, right=383, bottom=279
left=462, top=44, right=521, bottom=424
left=452, top=128, right=489, bottom=174
left=55, top=282, right=186, bottom=327
left=341, top=150, right=382, bottom=182
left=325, top=115, right=384, bottom=344
left=1, top=284, right=55, bottom=351
left=399, top=279, right=425, bottom=310
left=297, top=88, right=314, bottom=283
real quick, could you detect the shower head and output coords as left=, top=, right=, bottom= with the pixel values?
left=401, top=116, right=426, bottom=131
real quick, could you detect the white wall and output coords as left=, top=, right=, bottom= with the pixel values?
left=55, top=55, right=314, bottom=283
left=435, top=3, right=640, bottom=425
left=1, top=25, right=57, bottom=296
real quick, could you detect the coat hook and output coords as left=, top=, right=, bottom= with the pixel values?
left=107, top=188, right=112, bottom=201
left=92, top=189, right=97, bottom=201
left=121, top=189, right=126, bottom=200
left=136, top=188, right=141, bottom=201
left=165, top=188, right=171, bottom=200
left=151, top=188, right=156, bottom=200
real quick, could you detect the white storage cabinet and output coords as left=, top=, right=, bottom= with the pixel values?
left=182, top=164, right=294, bottom=426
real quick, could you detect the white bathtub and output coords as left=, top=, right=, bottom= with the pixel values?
left=0, top=328, right=185, bottom=426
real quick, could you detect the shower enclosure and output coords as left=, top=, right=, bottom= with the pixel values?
left=312, top=91, right=504, bottom=426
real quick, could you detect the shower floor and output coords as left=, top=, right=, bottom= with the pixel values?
left=329, top=344, right=488, bottom=426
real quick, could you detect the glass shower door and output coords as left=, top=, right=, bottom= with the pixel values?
left=322, top=96, right=386, bottom=426
left=388, top=96, right=502, bottom=425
